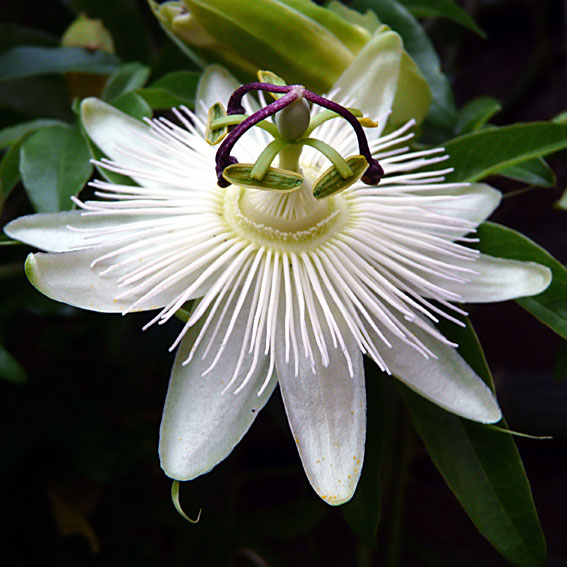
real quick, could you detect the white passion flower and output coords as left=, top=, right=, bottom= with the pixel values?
left=6, top=56, right=551, bottom=505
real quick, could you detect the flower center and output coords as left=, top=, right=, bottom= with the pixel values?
left=211, top=73, right=382, bottom=250
left=223, top=180, right=349, bottom=251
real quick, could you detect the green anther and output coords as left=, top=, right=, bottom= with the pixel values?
left=313, top=155, right=368, bottom=199
left=304, top=107, right=363, bottom=137
left=223, top=163, right=303, bottom=192
left=257, top=70, right=287, bottom=100
left=250, top=138, right=289, bottom=180
left=301, top=138, right=353, bottom=178
left=205, top=102, right=228, bottom=145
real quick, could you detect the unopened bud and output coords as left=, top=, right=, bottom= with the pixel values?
left=61, top=14, right=115, bottom=98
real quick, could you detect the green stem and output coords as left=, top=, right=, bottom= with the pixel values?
left=357, top=542, right=373, bottom=567
left=250, top=138, right=288, bottom=180
left=277, top=143, right=303, bottom=172
left=210, top=115, right=280, bottom=138
left=385, top=411, right=415, bottom=567
left=304, top=107, right=363, bottom=136
left=301, top=138, right=353, bottom=178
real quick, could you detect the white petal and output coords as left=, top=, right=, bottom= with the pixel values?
left=4, top=211, right=153, bottom=252
left=379, top=322, right=502, bottom=423
left=332, top=30, right=403, bottom=137
left=81, top=98, right=176, bottom=188
left=422, top=183, right=502, bottom=230
left=427, top=253, right=552, bottom=303
left=25, top=248, right=214, bottom=313
left=276, top=303, right=366, bottom=506
left=159, top=299, right=274, bottom=480
left=196, top=65, right=241, bottom=122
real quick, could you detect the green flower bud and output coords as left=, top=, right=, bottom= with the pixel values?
left=61, top=13, right=115, bottom=54
left=149, top=1, right=431, bottom=126
left=61, top=14, right=115, bottom=99
left=149, top=0, right=373, bottom=93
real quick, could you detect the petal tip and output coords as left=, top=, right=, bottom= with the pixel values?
left=24, top=253, right=40, bottom=287
left=319, top=488, right=357, bottom=507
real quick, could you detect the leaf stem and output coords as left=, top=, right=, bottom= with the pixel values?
left=385, top=411, right=415, bottom=567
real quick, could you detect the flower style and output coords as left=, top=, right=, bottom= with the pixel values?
left=5, top=35, right=551, bottom=506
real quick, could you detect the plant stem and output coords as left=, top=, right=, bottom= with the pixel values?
left=385, top=412, right=416, bottom=567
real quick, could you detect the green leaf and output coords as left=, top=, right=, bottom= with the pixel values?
left=111, top=92, right=153, bottom=121
left=396, top=0, right=484, bottom=36
left=101, top=63, right=151, bottom=102
left=399, top=317, right=546, bottom=566
left=475, top=222, right=567, bottom=338
left=0, top=77, right=74, bottom=121
left=0, top=344, right=27, bottom=384
left=0, top=46, right=120, bottom=82
left=455, top=96, right=502, bottom=135
left=0, top=119, right=67, bottom=149
left=554, top=341, right=567, bottom=382
left=437, top=122, right=567, bottom=183
left=351, top=0, right=457, bottom=131
left=0, top=23, right=59, bottom=52
left=19, top=125, right=93, bottom=213
left=499, top=157, right=555, bottom=187
left=138, top=71, right=200, bottom=109
left=555, top=188, right=567, bottom=212
left=552, top=110, right=567, bottom=125
left=0, top=140, right=24, bottom=202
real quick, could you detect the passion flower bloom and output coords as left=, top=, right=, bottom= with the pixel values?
left=6, top=57, right=551, bottom=505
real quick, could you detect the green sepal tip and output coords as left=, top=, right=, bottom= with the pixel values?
left=313, top=155, right=368, bottom=199
left=223, top=163, right=303, bottom=192
left=205, top=102, right=228, bottom=145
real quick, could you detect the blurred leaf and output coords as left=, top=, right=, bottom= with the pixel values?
left=0, top=46, right=120, bottom=82
left=396, top=0, right=484, bottom=36
left=112, top=92, right=153, bottom=120
left=47, top=486, right=100, bottom=552
left=499, top=157, right=555, bottom=187
left=102, top=62, right=151, bottom=102
left=552, top=110, right=567, bottom=125
left=476, top=222, right=567, bottom=338
left=342, top=364, right=387, bottom=549
left=351, top=0, right=458, bottom=132
left=68, top=0, right=153, bottom=63
left=400, top=317, right=546, bottom=567
left=555, top=188, right=567, bottom=211
left=0, top=140, right=23, bottom=201
left=0, top=77, right=74, bottom=121
left=455, top=96, right=501, bottom=135
left=0, top=119, right=66, bottom=149
left=437, top=122, right=567, bottom=182
left=0, top=24, right=58, bottom=52
left=0, top=343, right=27, bottom=383
left=554, top=341, right=567, bottom=382
left=138, top=71, right=200, bottom=109
left=19, top=125, right=93, bottom=212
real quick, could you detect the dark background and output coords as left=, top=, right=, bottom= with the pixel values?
left=0, top=0, right=565, bottom=565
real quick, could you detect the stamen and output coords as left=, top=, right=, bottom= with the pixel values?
left=215, top=82, right=384, bottom=190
